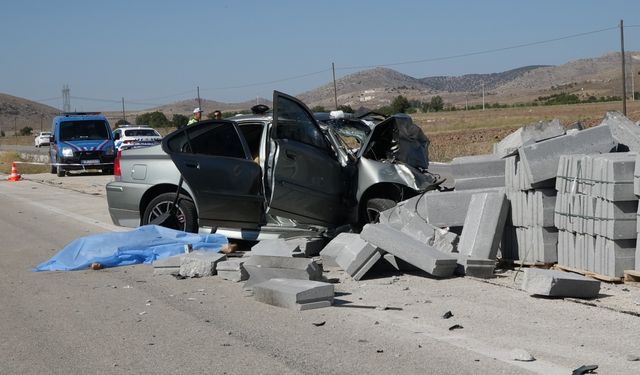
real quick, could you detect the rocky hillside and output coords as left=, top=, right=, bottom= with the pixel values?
left=1, top=52, right=637, bottom=132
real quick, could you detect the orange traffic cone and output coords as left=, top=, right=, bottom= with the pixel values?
left=7, top=162, right=21, bottom=182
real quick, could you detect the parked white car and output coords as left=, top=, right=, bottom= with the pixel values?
left=34, top=132, right=52, bottom=147
left=113, top=126, right=162, bottom=151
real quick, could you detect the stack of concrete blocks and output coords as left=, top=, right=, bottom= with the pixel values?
left=635, top=153, right=640, bottom=272
left=450, top=154, right=506, bottom=190
left=501, top=122, right=619, bottom=265
left=555, top=153, right=637, bottom=278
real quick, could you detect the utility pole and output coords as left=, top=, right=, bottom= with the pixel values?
left=620, top=19, right=627, bottom=116
left=121, top=97, right=126, bottom=124
left=332, top=62, right=338, bottom=110
left=40, top=114, right=43, bottom=133
left=482, top=83, right=485, bottom=111
left=197, top=86, right=202, bottom=110
left=14, top=116, right=17, bottom=144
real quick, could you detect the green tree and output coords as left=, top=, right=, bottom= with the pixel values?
left=390, top=95, right=411, bottom=113
left=114, top=119, right=130, bottom=127
left=337, top=104, right=354, bottom=113
left=19, top=126, right=33, bottom=136
left=172, top=114, right=189, bottom=128
left=430, top=96, right=444, bottom=112
left=311, top=105, right=326, bottom=112
left=136, top=111, right=170, bottom=128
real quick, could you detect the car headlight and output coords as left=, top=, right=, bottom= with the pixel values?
left=62, top=147, right=74, bottom=157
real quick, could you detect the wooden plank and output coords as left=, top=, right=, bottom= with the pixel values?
left=553, top=264, right=623, bottom=283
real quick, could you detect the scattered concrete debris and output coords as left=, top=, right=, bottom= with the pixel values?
left=510, top=348, right=536, bottom=362
left=442, top=310, right=453, bottom=319
left=360, top=224, right=457, bottom=278
left=179, top=252, right=227, bottom=278
left=243, top=255, right=323, bottom=289
left=571, top=364, right=598, bottom=375
left=448, top=324, right=463, bottom=331
left=250, top=239, right=305, bottom=257
left=153, top=254, right=184, bottom=276
left=216, top=258, right=248, bottom=282
left=252, top=278, right=334, bottom=310
left=522, top=268, right=601, bottom=299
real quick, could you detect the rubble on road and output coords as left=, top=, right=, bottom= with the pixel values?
left=149, top=111, right=640, bottom=311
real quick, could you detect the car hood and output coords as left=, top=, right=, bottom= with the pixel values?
left=357, top=114, right=430, bottom=170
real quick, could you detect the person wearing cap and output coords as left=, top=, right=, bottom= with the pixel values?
left=187, top=107, right=203, bottom=125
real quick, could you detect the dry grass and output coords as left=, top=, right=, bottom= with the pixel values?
left=2, top=101, right=640, bottom=166
left=0, top=152, right=49, bottom=174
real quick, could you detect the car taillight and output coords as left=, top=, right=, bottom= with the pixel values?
left=114, top=150, right=122, bottom=178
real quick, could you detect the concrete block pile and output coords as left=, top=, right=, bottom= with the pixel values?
left=502, top=120, right=620, bottom=264
left=555, top=153, right=637, bottom=277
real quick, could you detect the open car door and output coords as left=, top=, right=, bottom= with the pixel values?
left=265, top=91, right=347, bottom=226
left=163, top=120, right=263, bottom=228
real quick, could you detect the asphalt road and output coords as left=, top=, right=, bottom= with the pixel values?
left=1, top=173, right=639, bottom=374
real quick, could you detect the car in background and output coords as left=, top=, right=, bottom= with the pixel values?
left=34, top=131, right=52, bottom=147
left=106, top=91, right=438, bottom=239
left=113, top=126, right=162, bottom=151
left=49, top=112, right=116, bottom=177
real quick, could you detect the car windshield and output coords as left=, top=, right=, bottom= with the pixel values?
left=125, top=129, right=160, bottom=137
left=59, top=121, right=109, bottom=141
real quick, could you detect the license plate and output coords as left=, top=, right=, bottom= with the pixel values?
left=81, top=159, right=100, bottom=165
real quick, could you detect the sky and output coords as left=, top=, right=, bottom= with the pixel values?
left=2, top=0, right=640, bottom=111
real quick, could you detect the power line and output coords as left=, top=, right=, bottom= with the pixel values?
left=338, top=25, right=619, bottom=71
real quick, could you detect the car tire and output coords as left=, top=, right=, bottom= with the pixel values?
left=364, top=198, right=397, bottom=224
left=142, top=192, right=198, bottom=233
left=57, top=168, right=65, bottom=177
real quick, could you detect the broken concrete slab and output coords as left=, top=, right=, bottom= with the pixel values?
left=179, top=251, right=227, bottom=278
left=522, top=268, right=600, bottom=299
left=494, top=118, right=566, bottom=157
left=360, top=224, right=457, bottom=277
left=250, top=239, right=305, bottom=257
left=252, top=278, right=334, bottom=311
left=216, top=259, right=248, bottom=282
left=243, top=255, right=323, bottom=289
left=457, top=258, right=496, bottom=278
left=400, top=215, right=458, bottom=253
left=605, top=111, right=640, bottom=153
left=152, top=254, right=184, bottom=276
left=285, top=237, right=327, bottom=257
left=399, top=187, right=506, bottom=227
left=334, top=236, right=379, bottom=279
left=320, top=233, right=365, bottom=267
left=519, top=123, right=617, bottom=185
left=457, top=191, right=509, bottom=260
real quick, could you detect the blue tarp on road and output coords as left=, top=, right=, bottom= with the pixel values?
left=33, top=225, right=228, bottom=272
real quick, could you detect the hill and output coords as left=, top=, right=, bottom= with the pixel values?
left=1, top=51, right=638, bottom=132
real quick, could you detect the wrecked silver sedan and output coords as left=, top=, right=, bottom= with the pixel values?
left=106, top=91, right=439, bottom=239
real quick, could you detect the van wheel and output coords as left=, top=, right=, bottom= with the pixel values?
left=364, top=198, right=397, bottom=224
left=142, top=192, right=198, bottom=233
left=50, top=161, right=56, bottom=174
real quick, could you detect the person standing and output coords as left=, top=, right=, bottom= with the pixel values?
left=187, top=107, right=203, bottom=125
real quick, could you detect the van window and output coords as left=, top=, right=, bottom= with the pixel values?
left=59, top=121, right=110, bottom=141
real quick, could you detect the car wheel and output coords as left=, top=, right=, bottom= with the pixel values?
left=365, top=198, right=397, bottom=224
left=142, top=192, right=198, bottom=233
left=57, top=168, right=65, bottom=177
